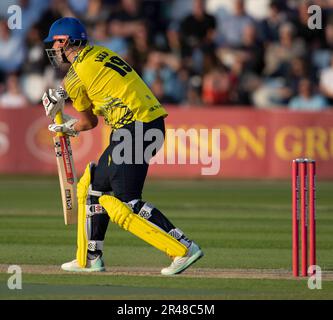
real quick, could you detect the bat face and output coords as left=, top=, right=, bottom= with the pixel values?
left=54, top=135, right=78, bottom=225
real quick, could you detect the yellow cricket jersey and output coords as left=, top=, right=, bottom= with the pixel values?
left=63, top=45, right=167, bottom=129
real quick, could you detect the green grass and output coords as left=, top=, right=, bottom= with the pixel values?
left=0, top=177, right=333, bottom=299
left=1, top=274, right=333, bottom=300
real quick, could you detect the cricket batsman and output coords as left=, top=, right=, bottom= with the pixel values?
left=42, top=17, right=203, bottom=275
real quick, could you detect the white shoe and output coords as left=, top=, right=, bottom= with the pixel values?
left=61, top=255, right=105, bottom=272
left=161, top=242, right=204, bottom=276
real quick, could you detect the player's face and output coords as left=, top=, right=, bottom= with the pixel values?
left=45, top=37, right=69, bottom=68
left=53, top=40, right=67, bottom=63
left=52, top=39, right=67, bottom=50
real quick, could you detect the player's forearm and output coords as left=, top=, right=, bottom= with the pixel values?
left=73, top=117, right=98, bottom=132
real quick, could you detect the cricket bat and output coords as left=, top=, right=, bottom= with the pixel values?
left=53, top=111, right=78, bottom=225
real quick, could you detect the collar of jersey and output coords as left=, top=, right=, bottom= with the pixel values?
left=73, top=48, right=84, bottom=62
left=73, top=46, right=89, bottom=62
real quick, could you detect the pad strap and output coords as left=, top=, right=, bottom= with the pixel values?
left=168, top=228, right=184, bottom=240
left=87, top=240, right=104, bottom=252
left=138, top=202, right=154, bottom=219
left=86, top=204, right=107, bottom=217
left=169, top=228, right=192, bottom=248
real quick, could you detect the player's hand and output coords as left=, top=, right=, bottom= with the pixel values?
left=42, top=87, right=68, bottom=119
left=48, top=114, right=79, bottom=137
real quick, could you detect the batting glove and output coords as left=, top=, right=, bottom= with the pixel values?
left=42, top=87, right=68, bottom=119
left=48, top=114, right=79, bottom=137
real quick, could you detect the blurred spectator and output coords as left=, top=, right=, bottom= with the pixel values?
left=169, top=0, right=193, bottom=22
left=261, top=0, right=287, bottom=43
left=202, top=65, right=237, bottom=105
left=312, top=21, right=333, bottom=72
left=325, top=20, right=333, bottom=50
left=285, top=57, right=311, bottom=95
left=181, top=72, right=203, bottom=106
left=22, top=25, right=47, bottom=74
left=0, top=74, right=28, bottom=108
left=253, top=78, right=287, bottom=108
left=264, top=22, right=306, bottom=77
left=166, top=23, right=182, bottom=58
left=13, top=0, right=50, bottom=38
left=208, top=0, right=271, bottom=20
left=319, top=54, right=333, bottom=103
left=19, top=25, right=48, bottom=104
left=150, top=76, right=177, bottom=104
left=179, top=0, right=216, bottom=58
left=218, top=23, right=264, bottom=75
left=142, top=51, right=183, bottom=103
left=289, top=78, right=328, bottom=110
left=80, top=0, right=109, bottom=27
left=185, top=84, right=203, bottom=106
left=127, top=21, right=150, bottom=74
left=239, top=23, right=264, bottom=75
left=109, top=0, right=145, bottom=38
left=0, top=19, right=25, bottom=73
left=256, top=56, right=312, bottom=108
left=230, top=55, right=262, bottom=105
left=92, top=21, right=128, bottom=57
left=68, top=0, right=89, bottom=16
left=217, top=0, right=255, bottom=47
left=141, top=0, right=170, bottom=48
left=290, top=0, right=326, bottom=48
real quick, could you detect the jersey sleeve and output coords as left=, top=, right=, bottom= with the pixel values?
left=64, top=67, right=92, bottom=112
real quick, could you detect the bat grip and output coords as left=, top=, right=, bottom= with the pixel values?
left=54, top=112, right=65, bottom=137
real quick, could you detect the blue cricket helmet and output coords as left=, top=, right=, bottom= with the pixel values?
left=44, top=17, right=87, bottom=43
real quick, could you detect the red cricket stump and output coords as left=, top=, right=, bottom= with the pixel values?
left=292, top=159, right=317, bottom=277
left=300, top=161, right=308, bottom=277
left=292, top=160, right=299, bottom=277
left=308, top=160, right=316, bottom=274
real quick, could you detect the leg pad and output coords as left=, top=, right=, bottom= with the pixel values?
left=99, top=195, right=188, bottom=257
left=76, top=163, right=92, bottom=267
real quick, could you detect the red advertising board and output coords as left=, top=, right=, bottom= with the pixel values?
left=0, top=107, right=333, bottom=179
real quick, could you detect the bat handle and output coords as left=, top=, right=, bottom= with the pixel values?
left=54, top=112, right=65, bottom=137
